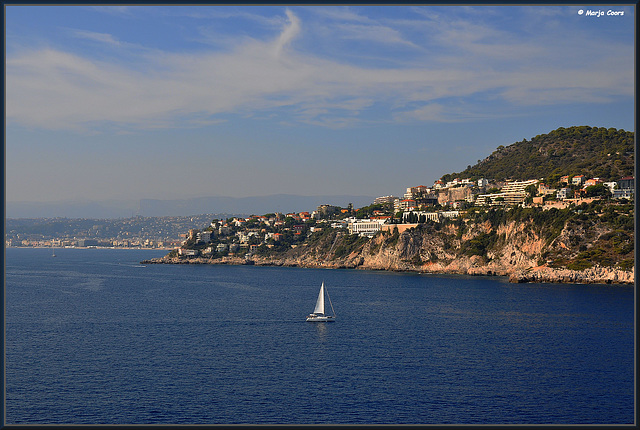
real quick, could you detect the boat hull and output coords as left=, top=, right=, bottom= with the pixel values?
left=306, top=315, right=335, bottom=322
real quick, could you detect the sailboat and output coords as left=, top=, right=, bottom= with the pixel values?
left=306, top=281, right=336, bottom=322
left=52, top=246, right=56, bottom=257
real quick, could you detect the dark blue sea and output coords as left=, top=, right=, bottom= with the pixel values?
left=4, top=248, right=635, bottom=425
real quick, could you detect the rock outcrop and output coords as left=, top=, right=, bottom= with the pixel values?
left=144, top=217, right=634, bottom=285
left=508, top=266, right=634, bottom=284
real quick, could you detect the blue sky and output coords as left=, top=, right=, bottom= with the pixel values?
left=5, top=4, right=635, bottom=205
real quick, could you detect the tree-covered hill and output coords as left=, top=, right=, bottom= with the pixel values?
left=442, top=126, right=634, bottom=183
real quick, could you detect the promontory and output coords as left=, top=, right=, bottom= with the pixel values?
left=143, top=126, right=635, bottom=285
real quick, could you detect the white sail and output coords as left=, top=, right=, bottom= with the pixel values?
left=313, top=282, right=325, bottom=315
left=306, top=282, right=335, bottom=322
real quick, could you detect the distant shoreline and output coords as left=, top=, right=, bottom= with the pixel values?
left=7, top=246, right=175, bottom=251
left=141, top=255, right=635, bottom=286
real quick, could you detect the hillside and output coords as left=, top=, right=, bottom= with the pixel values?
left=442, top=126, right=634, bottom=182
left=148, top=201, right=634, bottom=284
left=145, top=125, right=635, bottom=284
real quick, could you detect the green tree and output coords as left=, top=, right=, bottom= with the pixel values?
left=585, top=184, right=611, bottom=198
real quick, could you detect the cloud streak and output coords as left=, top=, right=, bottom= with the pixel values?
left=6, top=7, right=634, bottom=132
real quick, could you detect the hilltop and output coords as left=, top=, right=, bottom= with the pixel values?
left=441, top=126, right=634, bottom=183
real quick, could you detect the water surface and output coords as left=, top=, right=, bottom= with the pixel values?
left=5, top=248, right=635, bottom=424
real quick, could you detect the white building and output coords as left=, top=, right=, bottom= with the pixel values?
left=402, top=211, right=440, bottom=223
left=476, top=179, right=538, bottom=206
left=348, top=219, right=387, bottom=236
left=238, top=231, right=258, bottom=244
left=401, top=210, right=459, bottom=223
left=556, top=188, right=570, bottom=200
left=440, top=210, right=460, bottom=219
left=374, top=195, right=399, bottom=205
left=396, top=199, right=418, bottom=212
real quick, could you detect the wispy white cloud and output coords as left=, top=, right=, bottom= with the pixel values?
left=71, top=29, right=122, bottom=46
left=6, top=8, right=634, bottom=133
left=273, top=9, right=300, bottom=57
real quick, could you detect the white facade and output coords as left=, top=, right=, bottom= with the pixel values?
left=556, top=188, right=570, bottom=200
left=348, top=219, right=386, bottom=236
left=402, top=211, right=440, bottom=223
left=401, top=210, right=459, bottom=223
left=476, top=179, right=538, bottom=206
left=440, top=210, right=460, bottom=219
left=603, top=182, right=617, bottom=193
left=374, top=195, right=398, bottom=205
left=397, top=199, right=418, bottom=211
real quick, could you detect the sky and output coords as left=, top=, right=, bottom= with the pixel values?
left=5, top=4, right=636, bottom=206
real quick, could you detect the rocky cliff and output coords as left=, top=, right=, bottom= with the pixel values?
left=145, top=207, right=634, bottom=285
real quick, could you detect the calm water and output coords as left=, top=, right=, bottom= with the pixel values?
left=5, top=248, right=635, bottom=424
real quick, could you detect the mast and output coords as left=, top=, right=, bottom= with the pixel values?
left=325, top=283, right=336, bottom=317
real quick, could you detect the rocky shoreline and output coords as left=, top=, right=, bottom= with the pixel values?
left=142, top=212, right=635, bottom=286
left=141, top=255, right=634, bottom=285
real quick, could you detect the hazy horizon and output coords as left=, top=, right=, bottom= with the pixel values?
left=5, top=5, right=635, bottom=207
left=5, top=193, right=379, bottom=219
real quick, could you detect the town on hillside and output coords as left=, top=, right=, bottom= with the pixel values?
left=174, top=174, right=635, bottom=259
left=7, top=174, right=634, bottom=252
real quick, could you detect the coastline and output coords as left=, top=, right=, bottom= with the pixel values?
left=141, top=255, right=635, bottom=285
left=8, top=245, right=175, bottom=251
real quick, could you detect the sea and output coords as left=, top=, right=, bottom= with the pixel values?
left=4, top=247, right=635, bottom=425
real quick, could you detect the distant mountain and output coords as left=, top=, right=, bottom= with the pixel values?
left=442, top=126, right=634, bottom=182
left=138, top=194, right=377, bottom=217
left=6, top=199, right=140, bottom=219
left=7, top=194, right=377, bottom=219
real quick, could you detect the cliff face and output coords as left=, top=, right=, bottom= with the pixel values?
left=146, top=209, right=634, bottom=285
left=247, top=217, right=634, bottom=284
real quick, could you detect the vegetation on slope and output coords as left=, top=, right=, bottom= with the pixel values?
left=281, top=202, right=635, bottom=272
left=442, top=126, right=634, bottom=182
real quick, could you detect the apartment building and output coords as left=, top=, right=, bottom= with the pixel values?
left=475, top=179, right=538, bottom=206
left=347, top=219, right=387, bottom=236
